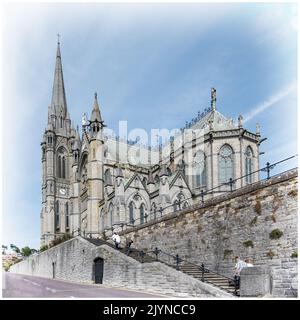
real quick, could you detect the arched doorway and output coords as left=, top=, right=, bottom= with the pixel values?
left=94, top=257, right=104, bottom=284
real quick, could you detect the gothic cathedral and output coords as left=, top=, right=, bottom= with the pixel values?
left=41, top=42, right=262, bottom=246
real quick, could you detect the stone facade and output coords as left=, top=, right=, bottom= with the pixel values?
left=41, top=41, right=261, bottom=246
left=10, top=237, right=231, bottom=298
left=117, top=169, right=298, bottom=298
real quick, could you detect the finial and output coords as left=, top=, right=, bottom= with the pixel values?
left=57, top=33, right=60, bottom=44
left=94, top=92, right=97, bottom=100
left=256, top=123, right=260, bottom=135
left=211, top=87, right=216, bottom=111
left=77, top=125, right=79, bottom=132
left=238, top=115, right=244, bottom=128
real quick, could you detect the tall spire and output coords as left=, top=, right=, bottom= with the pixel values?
left=90, top=92, right=102, bottom=122
left=51, top=36, right=67, bottom=115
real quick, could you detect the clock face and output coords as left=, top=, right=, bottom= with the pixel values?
left=59, top=188, right=66, bottom=195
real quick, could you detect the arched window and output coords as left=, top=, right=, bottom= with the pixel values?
left=65, top=202, right=69, bottom=229
left=57, top=147, right=67, bottom=179
left=140, top=204, right=145, bottom=224
left=194, top=151, right=206, bottom=189
left=104, top=169, right=112, bottom=186
left=62, top=157, right=66, bottom=179
left=245, top=146, right=254, bottom=184
left=129, top=202, right=134, bottom=225
left=100, top=209, right=104, bottom=231
left=219, top=145, right=234, bottom=184
left=57, top=156, right=62, bottom=178
left=151, top=202, right=157, bottom=220
left=109, top=204, right=113, bottom=226
left=154, top=175, right=160, bottom=187
left=55, top=200, right=60, bottom=230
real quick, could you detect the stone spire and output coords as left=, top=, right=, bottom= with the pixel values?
left=90, top=92, right=102, bottom=122
left=51, top=39, right=67, bottom=115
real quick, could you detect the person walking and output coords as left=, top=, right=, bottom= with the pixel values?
left=111, top=232, right=121, bottom=250
left=125, top=239, right=133, bottom=255
left=233, top=256, right=247, bottom=288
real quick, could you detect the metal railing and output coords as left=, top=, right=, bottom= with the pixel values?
left=103, top=155, right=297, bottom=232
left=124, top=245, right=239, bottom=296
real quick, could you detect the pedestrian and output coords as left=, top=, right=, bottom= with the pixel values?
left=111, top=232, right=121, bottom=250
left=233, top=256, right=247, bottom=288
left=125, top=239, right=133, bottom=255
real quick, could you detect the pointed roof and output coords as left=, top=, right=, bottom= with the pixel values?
left=51, top=40, right=67, bottom=115
left=90, top=92, right=102, bottom=122
left=72, top=128, right=81, bottom=151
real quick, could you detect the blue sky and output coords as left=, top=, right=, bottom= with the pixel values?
left=1, top=3, right=297, bottom=249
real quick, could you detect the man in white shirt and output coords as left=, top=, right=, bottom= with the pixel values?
left=111, top=232, right=121, bottom=250
left=233, top=256, right=247, bottom=288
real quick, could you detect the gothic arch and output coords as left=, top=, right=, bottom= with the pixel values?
left=245, top=145, right=254, bottom=184
left=56, top=146, right=68, bottom=179
left=171, top=191, right=189, bottom=212
left=218, top=144, right=234, bottom=184
left=193, top=150, right=206, bottom=189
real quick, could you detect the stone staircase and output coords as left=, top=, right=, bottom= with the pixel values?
left=85, top=238, right=238, bottom=296
left=179, top=263, right=239, bottom=296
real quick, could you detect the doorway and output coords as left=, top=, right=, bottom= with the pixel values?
left=52, top=262, right=56, bottom=279
left=94, top=257, right=104, bottom=284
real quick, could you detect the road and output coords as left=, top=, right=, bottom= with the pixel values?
left=2, top=273, right=167, bottom=298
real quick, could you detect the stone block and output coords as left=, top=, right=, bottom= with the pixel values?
left=240, top=266, right=271, bottom=297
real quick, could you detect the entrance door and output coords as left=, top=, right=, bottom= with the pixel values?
left=52, top=262, right=56, bottom=279
left=94, top=258, right=104, bottom=284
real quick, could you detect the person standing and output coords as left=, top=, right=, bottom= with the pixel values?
left=125, top=239, right=133, bottom=255
left=111, top=232, right=121, bottom=250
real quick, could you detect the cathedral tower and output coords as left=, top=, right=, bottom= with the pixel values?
left=41, top=40, right=74, bottom=246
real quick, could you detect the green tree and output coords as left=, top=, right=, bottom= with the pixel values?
left=10, top=244, right=20, bottom=254
left=21, top=246, right=32, bottom=257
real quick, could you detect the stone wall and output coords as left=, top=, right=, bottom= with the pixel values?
left=119, top=169, right=298, bottom=297
left=9, top=237, right=96, bottom=283
left=9, top=237, right=231, bottom=298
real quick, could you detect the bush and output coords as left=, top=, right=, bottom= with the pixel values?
left=291, top=251, right=298, bottom=258
left=243, top=240, right=254, bottom=248
left=223, top=249, right=233, bottom=259
left=40, top=245, right=49, bottom=252
left=269, top=229, right=283, bottom=240
left=49, top=233, right=73, bottom=248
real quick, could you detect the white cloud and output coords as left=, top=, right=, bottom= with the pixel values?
left=244, top=82, right=297, bottom=123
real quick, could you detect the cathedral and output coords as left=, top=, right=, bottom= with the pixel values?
left=40, top=41, right=262, bottom=245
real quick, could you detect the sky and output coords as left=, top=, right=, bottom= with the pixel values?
left=1, top=2, right=298, bottom=250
